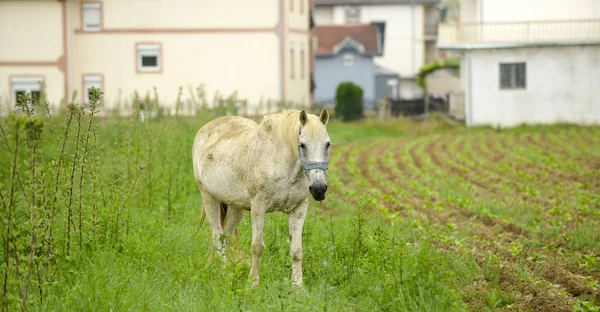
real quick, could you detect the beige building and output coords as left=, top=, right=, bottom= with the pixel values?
left=0, top=0, right=314, bottom=116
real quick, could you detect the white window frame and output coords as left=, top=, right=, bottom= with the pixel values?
left=344, top=6, right=361, bottom=24
left=343, top=53, right=355, bottom=66
left=82, top=2, right=101, bottom=32
left=83, top=75, right=102, bottom=104
left=11, top=77, right=43, bottom=107
left=137, top=44, right=161, bottom=72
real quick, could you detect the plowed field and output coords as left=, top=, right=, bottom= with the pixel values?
left=323, top=126, right=600, bottom=311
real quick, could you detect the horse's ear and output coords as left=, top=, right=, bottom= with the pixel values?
left=299, top=109, right=308, bottom=126
left=319, top=108, right=329, bottom=125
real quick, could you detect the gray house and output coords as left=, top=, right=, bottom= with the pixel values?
left=314, top=24, right=399, bottom=110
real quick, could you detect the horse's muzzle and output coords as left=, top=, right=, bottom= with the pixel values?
left=309, top=183, right=327, bottom=201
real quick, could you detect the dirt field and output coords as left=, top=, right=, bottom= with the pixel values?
left=323, top=125, right=600, bottom=311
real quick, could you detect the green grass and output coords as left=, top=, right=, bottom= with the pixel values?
left=0, top=102, right=477, bottom=311
left=2, top=97, right=600, bottom=311
left=38, top=194, right=475, bottom=311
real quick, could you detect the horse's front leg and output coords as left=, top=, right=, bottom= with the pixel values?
left=288, top=200, right=307, bottom=287
left=249, top=205, right=266, bottom=287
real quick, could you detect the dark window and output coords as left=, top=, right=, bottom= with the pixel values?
left=31, top=91, right=41, bottom=105
left=14, top=90, right=41, bottom=106
left=500, top=63, right=526, bottom=89
left=15, top=90, right=25, bottom=101
left=142, top=56, right=158, bottom=67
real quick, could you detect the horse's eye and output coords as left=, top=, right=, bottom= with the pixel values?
left=326, top=142, right=331, bottom=148
left=300, top=143, right=306, bottom=149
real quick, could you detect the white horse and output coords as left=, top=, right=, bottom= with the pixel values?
left=192, top=108, right=331, bottom=287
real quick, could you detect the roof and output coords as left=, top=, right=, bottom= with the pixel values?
left=315, top=24, right=381, bottom=56
left=315, top=0, right=439, bottom=6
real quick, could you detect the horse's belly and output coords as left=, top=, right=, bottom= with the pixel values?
left=200, top=167, right=251, bottom=207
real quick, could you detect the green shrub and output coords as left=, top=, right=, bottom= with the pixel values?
left=335, top=81, right=364, bottom=121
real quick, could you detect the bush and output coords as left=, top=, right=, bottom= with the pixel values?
left=335, top=82, right=364, bottom=121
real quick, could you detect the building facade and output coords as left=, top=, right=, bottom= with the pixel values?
left=0, top=0, right=314, bottom=116
left=437, top=0, right=600, bottom=127
left=314, top=24, right=400, bottom=109
left=313, top=0, right=440, bottom=99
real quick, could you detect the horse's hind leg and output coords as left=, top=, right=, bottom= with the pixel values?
left=201, top=191, right=226, bottom=258
left=223, top=208, right=244, bottom=258
left=224, top=208, right=244, bottom=238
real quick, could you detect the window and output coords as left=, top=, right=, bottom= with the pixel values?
left=82, top=2, right=101, bottom=31
left=137, top=44, right=161, bottom=72
left=83, top=75, right=102, bottom=104
left=499, top=63, right=526, bottom=89
left=344, top=6, right=360, bottom=24
left=343, top=53, right=355, bottom=66
left=387, top=79, right=399, bottom=100
left=300, top=49, right=305, bottom=79
left=290, top=48, right=295, bottom=79
left=11, top=77, right=42, bottom=108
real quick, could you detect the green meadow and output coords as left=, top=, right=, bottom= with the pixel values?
left=1, top=91, right=599, bottom=311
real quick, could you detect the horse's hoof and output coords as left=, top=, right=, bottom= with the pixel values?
left=249, top=275, right=260, bottom=287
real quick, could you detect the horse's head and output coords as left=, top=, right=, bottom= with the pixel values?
left=298, top=108, right=331, bottom=201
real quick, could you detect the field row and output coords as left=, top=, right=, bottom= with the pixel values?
left=324, top=126, right=600, bottom=311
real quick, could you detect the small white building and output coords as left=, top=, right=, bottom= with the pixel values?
left=313, top=0, right=441, bottom=99
left=437, top=0, right=600, bottom=127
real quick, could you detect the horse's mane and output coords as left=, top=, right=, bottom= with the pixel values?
left=262, top=109, right=326, bottom=157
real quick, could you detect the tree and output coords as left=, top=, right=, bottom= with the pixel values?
left=335, top=82, right=364, bottom=121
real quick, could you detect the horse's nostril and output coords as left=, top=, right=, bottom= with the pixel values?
left=324, top=185, right=328, bottom=191
left=309, top=186, right=313, bottom=191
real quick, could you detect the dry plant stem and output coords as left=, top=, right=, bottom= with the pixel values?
left=77, top=105, right=98, bottom=249
left=0, top=123, right=31, bottom=207
left=46, top=107, right=76, bottom=264
left=3, top=121, right=21, bottom=311
left=90, top=128, right=104, bottom=232
left=66, top=108, right=83, bottom=256
left=23, top=130, right=39, bottom=308
left=43, top=101, right=60, bottom=147
left=116, top=165, right=143, bottom=242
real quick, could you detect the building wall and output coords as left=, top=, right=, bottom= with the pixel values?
left=285, top=0, right=312, bottom=107
left=314, top=6, right=334, bottom=24
left=286, top=34, right=312, bottom=107
left=468, top=44, right=600, bottom=127
left=72, top=0, right=279, bottom=29
left=314, top=48, right=375, bottom=108
left=0, top=1, right=65, bottom=112
left=375, top=74, right=400, bottom=101
left=73, top=33, right=281, bottom=115
left=459, top=0, right=478, bottom=22
left=481, top=0, right=600, bottom=22
left=456, top=0, right=600, bottom=24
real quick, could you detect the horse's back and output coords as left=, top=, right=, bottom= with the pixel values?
left=192, top=116, right=257, bottom=206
